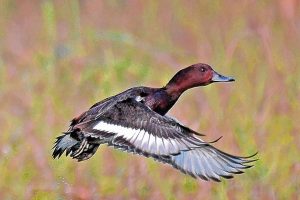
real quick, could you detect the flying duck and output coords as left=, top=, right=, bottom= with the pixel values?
left=53, top=63, right=257, bottom=181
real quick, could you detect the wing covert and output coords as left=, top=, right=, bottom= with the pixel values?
left=78, top=99, right=208, bottom=156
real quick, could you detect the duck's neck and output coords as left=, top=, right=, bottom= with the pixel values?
left=148, top=68, right=201, bottom=115
left=164, top=69, right=196, bottom=99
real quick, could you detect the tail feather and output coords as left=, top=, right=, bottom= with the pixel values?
left=52, top=132, right=100, bottom=161
left=52, top=133, right=79, bottom=159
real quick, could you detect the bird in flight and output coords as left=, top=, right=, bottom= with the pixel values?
left=53, top=63, right=257, bottom=181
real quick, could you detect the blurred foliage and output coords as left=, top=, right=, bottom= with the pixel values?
left=0, top=0, right=300, bottom=199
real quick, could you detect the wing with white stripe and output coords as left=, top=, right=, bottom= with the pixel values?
left=76, top=99, right=207, bottom=156
left=72, top=98, right=257, bottom=181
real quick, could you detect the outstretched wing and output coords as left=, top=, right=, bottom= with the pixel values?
left=73, top=98, right=256, bottom=181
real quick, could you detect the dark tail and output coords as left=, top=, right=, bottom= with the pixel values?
left=52, top=131, right=100, bottom=161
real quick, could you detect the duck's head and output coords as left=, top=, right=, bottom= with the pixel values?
left=165, top=63, right=235, bottom=95
left=189, top=63, right=235, bottom=86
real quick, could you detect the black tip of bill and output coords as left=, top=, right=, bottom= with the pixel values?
left=212, top=71, right=235, bottom=82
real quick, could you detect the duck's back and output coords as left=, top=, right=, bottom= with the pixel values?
left=70, top=86, right=156, bottom=128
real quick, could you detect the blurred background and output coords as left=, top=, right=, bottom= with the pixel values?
left=0, top=0, right=300, bottom=199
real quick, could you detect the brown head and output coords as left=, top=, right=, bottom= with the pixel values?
left=165, top=63, right=235, bottom=96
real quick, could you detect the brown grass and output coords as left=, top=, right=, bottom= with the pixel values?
left=0, top=0, right=299, bottom=199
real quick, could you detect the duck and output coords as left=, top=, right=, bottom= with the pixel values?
left=53, top=63, right=257, bottom=181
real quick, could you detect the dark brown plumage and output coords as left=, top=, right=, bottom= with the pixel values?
left=53, top=63, right=257, bottom=181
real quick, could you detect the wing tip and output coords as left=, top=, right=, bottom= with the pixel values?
left=207, top=136, right=223, bottom=144
left=170, top=146, right=259, bottom=182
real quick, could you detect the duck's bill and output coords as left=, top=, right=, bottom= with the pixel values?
left=212, top=71, right=235, bottom=82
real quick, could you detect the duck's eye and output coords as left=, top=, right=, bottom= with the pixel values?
left=200, top=67, right=206, bottom=72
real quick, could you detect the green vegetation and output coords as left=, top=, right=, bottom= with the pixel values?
left=0, top=1, right=299, bottom=199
